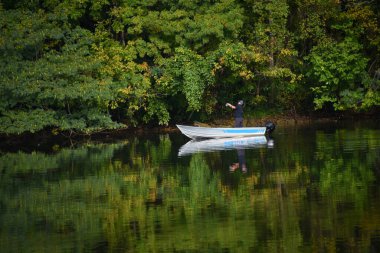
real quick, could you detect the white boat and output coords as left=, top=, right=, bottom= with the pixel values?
left=178, top=136, right=271, bottom=156
left=176, top=124, right=269, bottom=139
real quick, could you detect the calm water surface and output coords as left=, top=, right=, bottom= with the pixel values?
left=1, top=121, right=380, bottom=252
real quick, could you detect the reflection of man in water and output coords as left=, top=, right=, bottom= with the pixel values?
left=229, top=149, right=247, bottom=173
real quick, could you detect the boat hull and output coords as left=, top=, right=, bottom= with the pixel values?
left=176, top=124, right=267, bottom=139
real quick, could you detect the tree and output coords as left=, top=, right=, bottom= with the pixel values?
left=306, top=19, right=379, bottom=111
left=0, top=9, right=121, bottom=134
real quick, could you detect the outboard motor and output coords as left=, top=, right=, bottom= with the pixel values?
left=265, top=121, right=276, bottom=135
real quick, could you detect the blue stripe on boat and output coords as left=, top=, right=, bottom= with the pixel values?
left=223, top=129, right=263, bottom=133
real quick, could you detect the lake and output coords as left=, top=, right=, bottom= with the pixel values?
left=1, top=120, right=380, bottom=252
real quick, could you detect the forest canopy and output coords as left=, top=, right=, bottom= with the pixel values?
left=0, top=0, right=379, bottom=134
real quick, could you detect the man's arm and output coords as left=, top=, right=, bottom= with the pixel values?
left=226, top=103, right=236, bottom=109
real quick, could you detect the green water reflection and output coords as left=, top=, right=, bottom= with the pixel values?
left=1, top=122, right=380, bottom=252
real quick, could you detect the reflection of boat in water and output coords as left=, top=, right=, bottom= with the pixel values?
left=178, top=136, right=272, bottom=156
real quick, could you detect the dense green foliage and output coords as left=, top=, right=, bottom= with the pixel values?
left=0, top=0, right=379, bottom=134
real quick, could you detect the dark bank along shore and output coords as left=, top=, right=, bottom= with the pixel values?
left=0, top=114, right=379, bottom=153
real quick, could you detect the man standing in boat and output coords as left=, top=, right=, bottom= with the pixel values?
left=226, top=100, right=244, bottom=127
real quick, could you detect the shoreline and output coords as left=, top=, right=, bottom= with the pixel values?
left=1, top=114, right=379, bottom=152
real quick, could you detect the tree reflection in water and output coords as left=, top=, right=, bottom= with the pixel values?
left=0, top=123, right=379, bottom=252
